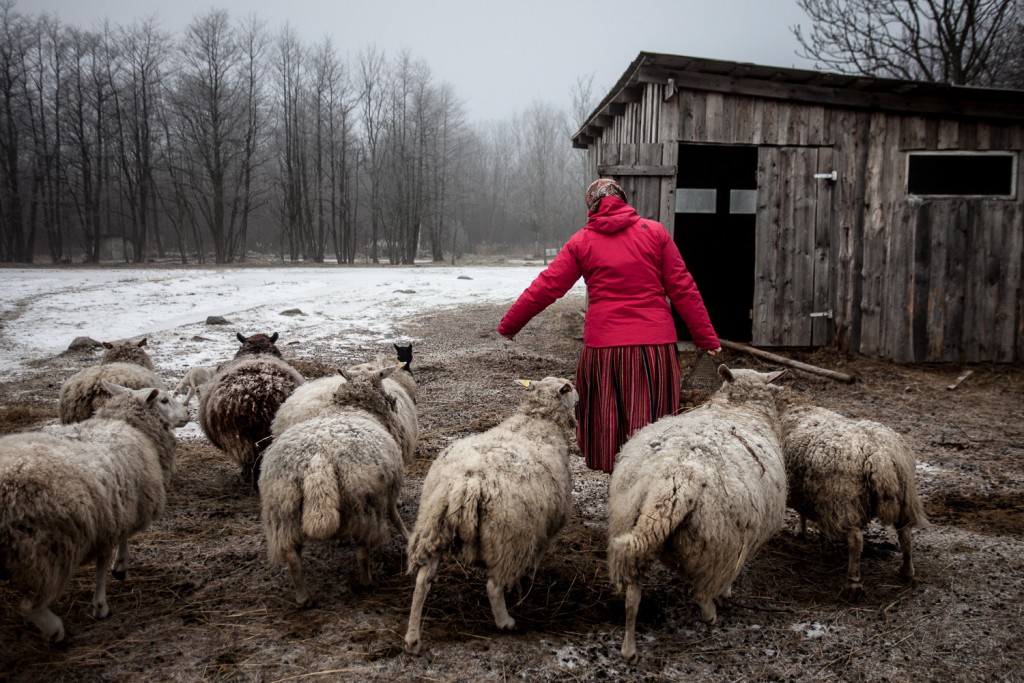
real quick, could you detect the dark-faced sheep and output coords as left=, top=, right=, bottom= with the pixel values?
left=199, top=332, right=304, bottom=488
left=0, top=381, right=188, bottom=642
left=58, top=338, right=163, bottom=423
left=607, top=366, right=787, bottom=664
left=404, top=376, right=578, bottom=655
left=259, top=367, right=407, bottom=607
left=779, top=396, right=926, bottom=598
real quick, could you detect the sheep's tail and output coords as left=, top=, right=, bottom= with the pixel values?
left=301, top=453, right=341, bottom=540
left=607, top=483, right=696, bottom=590
left=407, top=477, right=484, bottom=573
left=864, top=432, right=927, bottom=529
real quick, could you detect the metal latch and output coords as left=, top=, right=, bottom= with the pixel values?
left=809, top=310, right=833, bottom=319
left=813, top=171, right=838, bottom=181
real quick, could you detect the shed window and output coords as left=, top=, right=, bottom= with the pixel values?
left=676, top=188, right=716, bottom=213
left=907, top=152, right=1016, bottom=197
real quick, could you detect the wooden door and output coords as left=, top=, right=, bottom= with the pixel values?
left=753, top=146, right=835, bottom=347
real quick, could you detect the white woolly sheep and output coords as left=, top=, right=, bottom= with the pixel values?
left=199, top=332, right=304, bottom=488
left=779, top=397, right=926, bottom=598
left=259, top=366, right=407, bottom=607
left=403, top=376, right=578, bottom=655
left=174, top=364, right=218, bottom=406
left=58, top=337, right=163, bottom=423
left=0, top=381, right=188, bottom=642
left=607, top=365, right=788, bottom=664
left=273, top=346, right=418, bottom=463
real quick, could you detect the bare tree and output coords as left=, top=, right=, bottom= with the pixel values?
left=170, top=9, right=244, bottom=263
left=793, top=0, right=1021, bottom=85
left=112, top=17, right=167, bottom=262
left=357, top=45, right=388, bottom=263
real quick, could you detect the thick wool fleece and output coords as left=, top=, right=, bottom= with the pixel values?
left=59, top=363, right=164, bottom=423
left=607, top=373, right=787, bottom=612
left=406, top=377, right=577, bottom=589
left=779, top=398, right=925, bottom=537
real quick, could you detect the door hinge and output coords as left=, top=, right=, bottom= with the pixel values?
left=813, top=171, right=838, bottom=182
left=809, top=310, right=833, bottom=319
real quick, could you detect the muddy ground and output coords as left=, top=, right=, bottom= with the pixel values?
left=1, top=293, right=1022, bottom=682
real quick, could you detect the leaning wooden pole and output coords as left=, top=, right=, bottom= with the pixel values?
left=718, top=340, right=856, bottom=384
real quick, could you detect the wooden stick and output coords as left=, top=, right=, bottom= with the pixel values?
left=946, top=369, right=973, bottom=390
left=718, top=340, right=856, bottom=384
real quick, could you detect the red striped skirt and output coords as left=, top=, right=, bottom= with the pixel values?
left=575, top=343, right=681, bottom=474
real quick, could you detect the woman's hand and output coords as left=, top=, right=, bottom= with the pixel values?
left=706, top=347, right=722, bottom=356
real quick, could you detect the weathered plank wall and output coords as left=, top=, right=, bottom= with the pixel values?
left=587, top=83, right=1024, bottom=362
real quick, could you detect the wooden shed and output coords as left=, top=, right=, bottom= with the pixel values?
left=572, top=52, right=1024, bottom=363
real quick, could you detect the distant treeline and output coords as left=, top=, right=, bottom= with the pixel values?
left=0, top=5, right=593, bottom=264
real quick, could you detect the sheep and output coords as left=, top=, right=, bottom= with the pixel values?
left=607, top=365, right=788, bottom=664
left=58, top=337, right=163, bottom=423
left=174, top=364, right=218, bottom=406
left=0, top=380, right=188, bottom=642
left=199, top=332, right=304, bottom=488
left=403, top=376, right=578, bottom=655
left=273, top=346, right=418, bottom=463
left=778, top=396, right=926, bottom=598
left=259, top=366, right=408, bottom=607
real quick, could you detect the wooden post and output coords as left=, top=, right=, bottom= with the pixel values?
left=719, top=340, right=856, bottom=384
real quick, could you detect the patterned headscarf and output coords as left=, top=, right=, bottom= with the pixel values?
left=584, top=178, right=627, bottom=212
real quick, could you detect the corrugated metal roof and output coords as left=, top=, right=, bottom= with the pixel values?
left=571, top=52, right=1024, bottom=148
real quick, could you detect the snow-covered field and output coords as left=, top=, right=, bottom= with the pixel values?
left=0, top=264, right=581, bottom=375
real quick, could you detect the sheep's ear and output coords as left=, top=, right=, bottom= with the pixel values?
left=378, top=366, right=397, bottom=380
left=270, top=332, right=279, bottom=343
left=339, top=368, right=352, bottom=381
left=559, top=382, right=574, bottom=395
left=236, top=332, right=247, bottom=344
left=144, top=388, right=160, bottom=403
left=718, top=364, right=735, bottom=383
left=101, top=379, right=128, bottom=395
left=396, top=362, right=407, bottom=371
left=766, top=369, right=787, bottom=384
left=516, top=379, right=532, bottom=389
left=137, top=338, right=148, bottom=347
left=103, top=341, right=114, bottom=350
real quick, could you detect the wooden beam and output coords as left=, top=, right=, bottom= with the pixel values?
left=598, top=164, right=677, bottom=176
left=719, top=339, right=856, bottom=383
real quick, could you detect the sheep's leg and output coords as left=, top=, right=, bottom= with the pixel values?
left=405, top=555, right=440, bottom=655
left=390, top=504, right=410, bottom=541
left=93, top=548, right=112, bottom=619
left=695, top=589, right=718, bottom=624
left=355, top=546, right=373, bottom=586
left=283, top=544, right=313, bottom=608
left=798, top=514, right=808, bottom=537
left=21, top=597, right=65, bottom=643
left=621, top=582, right=642, bottom=664
left=486, top=576, right=516, bottom=630
left=845, top=527, right=865, bottom=600
left=896, top=524, right=915, bottom=580
left=112, top=537, right=129, bottom=580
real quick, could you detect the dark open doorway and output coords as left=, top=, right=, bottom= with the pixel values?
left=673, top=144, right=757, bottom=343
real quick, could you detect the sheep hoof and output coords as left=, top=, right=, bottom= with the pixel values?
left=296, top=597, right=316, bottom=610
left=404, top=637, right=422, bottom=655
left=49, top=625, right=67, bottom=644
left=495, top=616, right=516, bottom=631
left=92, top=602, right=110, bottom=619
left=621, top=648, right=638, bottom=665
left=845, top=583, right=865, bottom=602
left=112, top=569, right=127, bottom=581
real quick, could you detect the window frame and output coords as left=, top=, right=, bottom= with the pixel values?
left=905, top=150, right=1018, bottom=200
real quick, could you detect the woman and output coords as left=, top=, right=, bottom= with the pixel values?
left=498, top=178, right=720, bottom=473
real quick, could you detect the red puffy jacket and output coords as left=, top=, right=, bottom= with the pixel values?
left=497, top=196, right=719, bottom=349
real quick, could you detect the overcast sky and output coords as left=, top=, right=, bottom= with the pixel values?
left=19, top=0, right=817, bottom=122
